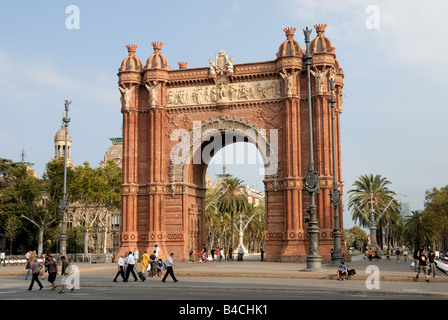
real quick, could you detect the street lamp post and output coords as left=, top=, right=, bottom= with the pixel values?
left=59, top=100, right=71, bottom=256
left=329, top=77, right=343, bottom=265
left=303, top=27, right=322, bottom=271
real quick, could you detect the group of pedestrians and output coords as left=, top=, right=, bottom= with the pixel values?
left=210, top=247, right=227, bottom=262
left=414, top=248, right=438, bottom=282
left=364, top=247, right=409, bottom=262
left=113, top=245, right=178, bottom=283
left=26, top=252, right=73, bottom=294
left=198, top=245, right=250, bottom=262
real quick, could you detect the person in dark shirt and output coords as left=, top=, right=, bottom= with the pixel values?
left=416, top=249, right=430, bottom=282
left=428, top=250, right=437, bottom=278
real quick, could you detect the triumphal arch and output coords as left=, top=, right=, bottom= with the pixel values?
left=116, top=24, right=346, bottom=262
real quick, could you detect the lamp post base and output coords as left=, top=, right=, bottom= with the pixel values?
left=330, top=253, right=344, bottom=266
left=301, top=255, right=323, bottom=272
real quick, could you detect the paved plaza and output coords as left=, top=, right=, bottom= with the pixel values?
left=1, top=254, right=447, bottom=300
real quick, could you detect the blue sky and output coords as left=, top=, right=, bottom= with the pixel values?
left=1, top=1, right=447, bottom=230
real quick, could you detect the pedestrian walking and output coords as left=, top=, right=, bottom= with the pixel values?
left=189, top=249, right=193, bottom=263
left=113, top=254, right=125, bottom=282
left=141, top=251, right=150, bottom=276
left=133, top=248, right=139, bottom=262
left=149, top=251, right=157, bottom=278
left=416, top=249, right=430, bottom=282
left=403, top=248, right=408, bottom=262
left=43, top=252, right=51, bottom=279
left=428, top=250, right=437, bottom=278
left=123, top=251, right=129, bottom=275
left=385, top=248, right=391, bottom=261
left=228, top=247, right=233, bottom=261
left=368, top=248, right=372, bottom=261
left=374, top=248, right=380, bottom=261
left=395, top=248, right=401, bottom=262
left=27, top=255, right=43, bottom=291
left=162, top=253, right=179, bottom=283
left=260, top=247, right=265, bottom=262
left=238, top=246, right=244, bottom=261
left=25, top=251, right=36, bottom=280
left=413, top=248, right=419, bottom=272
left=0, top=251, right=5, bottom=267
left=124, top=251, right=138, bottom=282
left=59, top=256, right=74, bottom=293
left=47, top=255, right=58, bottom=291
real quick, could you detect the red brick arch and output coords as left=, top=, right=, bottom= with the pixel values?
left=116, top=26, right=347, bottom=262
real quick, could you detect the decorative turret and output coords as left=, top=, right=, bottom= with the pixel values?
left=276, top=27, right=303, bottom=72
left=118, top=44, right=142, bottom=86
left=119, top=44, right=143, bottom=72
left=277, top=27, right=303, bottom=58
left=145, top=42, right=170, bottom=70
left=177, top=61, right=188, bottom=69
left=309, top=24, right=335, bottom=54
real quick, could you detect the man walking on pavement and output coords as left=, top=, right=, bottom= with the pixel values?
left=416, top=249, right=430, bottom=283
left=428, top=250, right=437, bottom=279
left=27, top=255, right=43, bottom=291
left=162, top=253, right=179, bottom=283
left=59, top=256, right=74, bottom=294
left=113, top=254, right=125, bottom=282
left=124, top=251, right=138, bottom=282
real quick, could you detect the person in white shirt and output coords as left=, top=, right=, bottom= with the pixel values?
left=0, top=251, right=5, bottom=267
left=113, top=254, right=125, bottom=282
left=162, top=253, right=178, bottom=283
left=124, top=251, right=138, bottom=282
left=153, top=245, right=160, bottom=258
left=133, top=248, right=139, bottom=262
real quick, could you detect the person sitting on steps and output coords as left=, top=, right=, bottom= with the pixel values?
left=337, top=261, right=348, bottom=281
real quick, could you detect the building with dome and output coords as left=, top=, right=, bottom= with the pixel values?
left=52, top=125, right=74, bottom=168
left=100, top=137, right=123, bottom=168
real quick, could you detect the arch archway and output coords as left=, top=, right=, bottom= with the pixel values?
left=117, top=26, right=347, bottom=262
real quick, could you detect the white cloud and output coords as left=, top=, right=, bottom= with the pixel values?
left=0, top=51, right=118, bottom=107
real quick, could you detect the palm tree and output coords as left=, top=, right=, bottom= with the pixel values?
left=205, top=188, right=228, bottom=250
left=347, top=174, right=398, bottom=247
left=404, top=210, right=433, bottom=250
left=385, top=211, right=404, bottom=248
left=216, top=177, right=248, bottom=251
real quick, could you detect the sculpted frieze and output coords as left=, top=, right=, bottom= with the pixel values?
left=166, top=79, right=281, bottom=107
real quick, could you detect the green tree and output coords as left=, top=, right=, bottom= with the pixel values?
left=15, top=163, right=60, bottom=256
left=347, top=174, right=399, bottom=247
left=424, top=185, right=448, bottom=250
left=344, top=226, right=368, bottom=249
left=3, top=214, right=22, bottom=255
left=216, top=177, right=248, bottom=251
left=404, top=210, right=434, bottom=251
left=205, top=188, right=229, bottom=251
left=70, top=161, right=122, bottom=255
